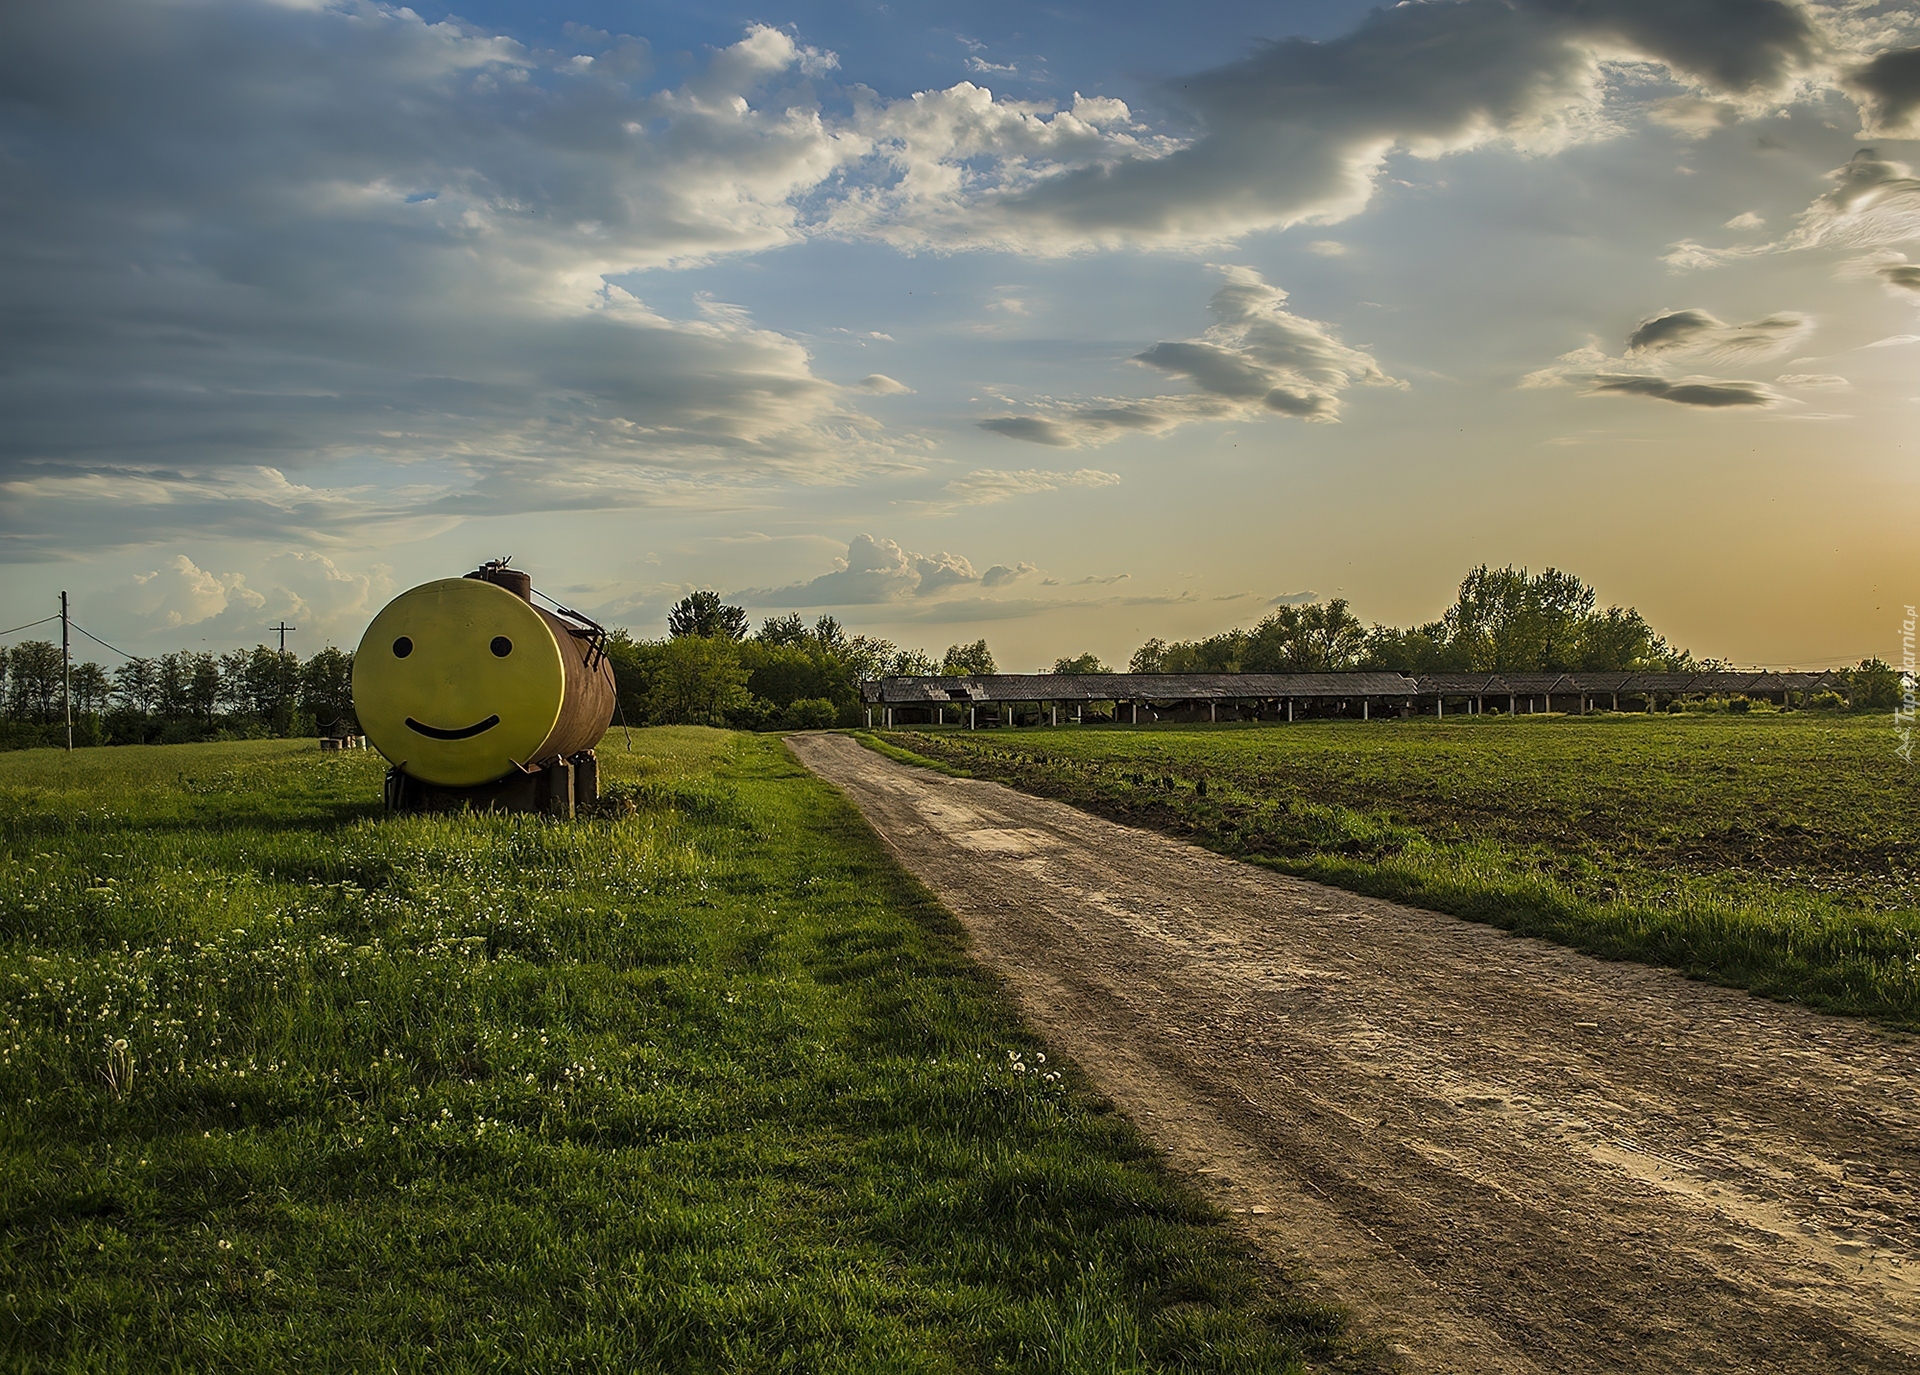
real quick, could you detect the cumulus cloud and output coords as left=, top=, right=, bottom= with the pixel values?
left=85, top=551, right=395, bottom=646
left=981, top=266, right=1397, bottom=447
left=854, top=374, right=915, bottom=394
left=981, top=562, right=1040, bottom=588
left=754, top=534, right=995, bottom=605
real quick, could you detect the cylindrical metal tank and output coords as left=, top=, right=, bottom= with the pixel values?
left=353, top=563, right=615, bottom=789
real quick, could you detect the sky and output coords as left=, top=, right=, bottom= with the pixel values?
left=4, top=0, right=1919, bottom=671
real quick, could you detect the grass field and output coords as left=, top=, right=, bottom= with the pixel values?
left=874, top=714, right=1920, bottom=1028
left=0, top=732, right=1352, bottom=1373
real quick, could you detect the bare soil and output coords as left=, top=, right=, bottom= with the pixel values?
left=788, top=733, right=1920, bottom=1374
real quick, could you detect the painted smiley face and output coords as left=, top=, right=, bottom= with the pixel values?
left=352, top=578, right=567, bottom=787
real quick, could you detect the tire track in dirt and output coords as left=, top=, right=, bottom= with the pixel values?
left=788, top=733, right=1920, bottom=1374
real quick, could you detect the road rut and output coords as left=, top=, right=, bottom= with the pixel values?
left=788, top=733, right=1920, bottom=1374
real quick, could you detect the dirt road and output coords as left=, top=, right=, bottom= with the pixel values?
left=788, top=733, right=1920, bottom=1374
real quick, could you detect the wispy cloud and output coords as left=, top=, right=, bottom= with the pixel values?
left=939, top=468, right=1121, bottom=504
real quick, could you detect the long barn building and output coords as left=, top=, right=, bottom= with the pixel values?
left=859, top=670, right=1846, bottom=727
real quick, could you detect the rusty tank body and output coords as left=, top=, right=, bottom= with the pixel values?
left=352, top=561, right=616, bottom=815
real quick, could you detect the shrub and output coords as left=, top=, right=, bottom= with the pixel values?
left=781, top=697, right=839, bottom=731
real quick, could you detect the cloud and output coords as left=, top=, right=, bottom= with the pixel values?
left=0, top=5, right=919, bottom=551
left=1776, top=373, right=1851, bottom=389
left=981, top=265, right=1397, bottom=447
left=85, top=551, right=394, bottom=646
left=1648, top=96, right=1740, bottom=137
left=1625, top=309, right=1808, bottom=357
left=877, top=0, right=1819, bottom=253
left=939, top=467, right=1122, bottom=503
left=1526, top=303, right=1804, bottom=409
left=1586, top=374, right=1780, bottom=407
left=754, top=534, right=991, bottom=605
left=1860, top=252, right=1920, bottom=295
left=1847, top=47, right=1920, bottom=137
left=1666, top=150, right=1920, bottom=268
left=981, top=562, right=1039, bottom=588
left=1270, top=589, right=1320, bottom=605
left=853, top=374, right=915, bottom=394
left=1724, top=211, right=1765, bottom=230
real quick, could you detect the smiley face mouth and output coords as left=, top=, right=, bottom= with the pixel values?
left=405, top=714, right=501, bottom=741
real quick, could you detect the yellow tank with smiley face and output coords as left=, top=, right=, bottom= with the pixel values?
left=353, top=577, right=577, bottom=788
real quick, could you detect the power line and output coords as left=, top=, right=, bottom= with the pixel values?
left=0, top=614, right=59, bottom=638
left=69, top=623, right=137, bottom=660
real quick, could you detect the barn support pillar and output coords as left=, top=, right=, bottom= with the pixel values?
left=1131, top=701, right=1138, bottom=725
left=1363, top=699, right=1370, bottom=721
left=969, top=706, right=977, bottom=729
left=1437, top=696, right=1444, bottom=720
left=1287, top=699, right=1293, bottom=723
left=866, top=707, right=873, bottom=727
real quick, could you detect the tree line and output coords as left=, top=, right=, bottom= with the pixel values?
left=2, top=563, right=1900, bottom=749
left=608, top=591, right=995, bottom=729
left=1126, top=566, right=1685, bottom=675
left=0, top=642, right=354, bottom=749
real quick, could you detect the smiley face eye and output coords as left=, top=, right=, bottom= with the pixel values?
left=392, top=636, right=413, bottom=658
left=490, top=636, right=512, bottom=657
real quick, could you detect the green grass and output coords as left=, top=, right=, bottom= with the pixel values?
left=875, top=714, right=1920, bottom=1028
left=0, top=732, right=1353, bottom=1373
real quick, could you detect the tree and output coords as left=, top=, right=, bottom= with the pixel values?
left=1130, top=639, right=1169, bottom=673
left=755, top=613, right=811, bottom=647
left=70, top=662, right=111, bottom=715
left=1359, top=622, right=1453, bottom=674
left=113, top=658, right=159, bottom=716
left=645, top=635, right=751, bottom=725
left=1052, top=652, right=1109, bottom=674
left=668, top=591, right=748, bottom=641
left=941, top=640, right=996, bottom=676
left=300, top=647, right=356, bottom=730
left=1574, top=606, right=1681, bottom=672
left=186, top=653, right=221, bottom=727
left=888, top=648, right=940, bottom=677
left=811, top=616, right=847, bottom=654
left=1441, top=565, right=1595, bottom=671
left=5, top=641, right=61, bottom=722
left=1848, top=658, right=1900, bottom=710
left=1243, top=600, right=1365, bottom=671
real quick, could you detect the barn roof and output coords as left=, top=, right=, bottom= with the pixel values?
left=860, top=667, right=1840, bottom=705
left=861, top=672, right=1419, bottom=704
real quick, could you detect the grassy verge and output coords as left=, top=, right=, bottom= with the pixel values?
left=875, top=715, right=1920, bottom=1029
left=0, top=732, right=1352, bottom=1372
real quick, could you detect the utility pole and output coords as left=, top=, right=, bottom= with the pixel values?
left=61, top=591, right=72, bottom=752
left=270, top=622, right=296, bottom=734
